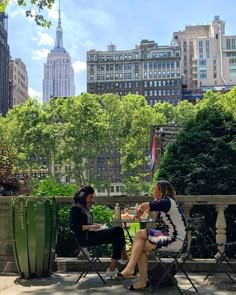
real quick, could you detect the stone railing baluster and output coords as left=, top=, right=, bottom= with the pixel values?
left=215, top=204, right=228, bottom=255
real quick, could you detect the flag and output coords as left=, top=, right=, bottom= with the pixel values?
left=150, top=133, right=156, bottom=172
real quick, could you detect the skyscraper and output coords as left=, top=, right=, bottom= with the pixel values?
left=9, top=58, right=28, bottom=108
left=87, top=40, right=182, bottom=105
left=0, top=13, right=10, bottom=116
left=173, top=16, right=236, bottom=92
left=43, top=2, right=75, bottom=103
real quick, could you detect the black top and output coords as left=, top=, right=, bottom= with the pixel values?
left=69, top=205, right=93, bottom=242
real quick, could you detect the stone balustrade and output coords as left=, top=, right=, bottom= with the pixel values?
left=0, top=195, right=236, bottom=274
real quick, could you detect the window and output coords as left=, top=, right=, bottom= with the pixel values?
left=150, top=90, right=153, bottom=97
left=90, top=74, right=94, bottom=80
left=135, top=63, right=139, bottom=70
left=135, top=72, right=139, bottom=78
left=199, top=41, right=203, bottom=47
left=144, top=72, right=147, bottom=78
left=144, top=81, right=148, bottom=88
left=167, top=80, right=170, bottom=86
left=149, top=62, right=153, bottom=69
left=154, top=81, right=157, bottom=87
left=158, top=90, right=162, bottom=96
left=111, top=186, right=114, bottom=193
left=162, top=80, right=166, bottom=87
left=163, top=90, right=166, bottom=96
left=124, top=55, right=128, bottom=60
left=144, top=62, right=147, bottom=69
left=135, top=90, right=139, bottom=94
left=149, top=72, right=153, bottom=78
left=153, top=71, right=157, bottom=78
left=150, top=81, right=153, bottom=87
left=162, top=71, right=166, bottom=78
left=176, top=71, right=180, bottom=77
left=154, top=90, right=157, bottom=96
left=199, top=59, right=206, bottom=66
left=172, top=89, right=175, bottom=96
left=167, top=90, right=170, bottom=96
left=135, top=81, right=139, bottom=88
left=158, top=81, right=161, bottom=87
left=158, top=72, right=161, bottom=78
left=128, top=82, right=132, bottom=88
left=227, top=39, right=231, bottom=50
left=144, top=91, right=148, bottom=97
left=176, top=61, right=180, bottom=68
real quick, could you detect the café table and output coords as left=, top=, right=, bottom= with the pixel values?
left=113, top=219, right=156, bottom=244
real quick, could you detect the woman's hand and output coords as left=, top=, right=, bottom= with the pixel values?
left=90, top=224, right=101, bottom=230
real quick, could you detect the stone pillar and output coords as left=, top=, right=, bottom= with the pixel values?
left=0, top=197, right=17, bottom=274
left=215, top=204, right=227, bottom=255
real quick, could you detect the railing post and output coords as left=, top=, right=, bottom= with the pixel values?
left=215, top=204, right=227, bottom=254
left=182, top=203, right=193, bottom=253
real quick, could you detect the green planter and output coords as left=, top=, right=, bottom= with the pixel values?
left=11, top=197, right=57, bottom=279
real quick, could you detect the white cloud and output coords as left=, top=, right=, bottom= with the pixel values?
left=29, top=87, right=42, bottom=101
left=10, top=8, right=25, bottom=18
left=32, top=48, right=50, bottom=60
left=73, top=60, right=86, bottom=73
left=34, top=32, right=54, bottom=46
left=46, top=2, right=65, bottom=21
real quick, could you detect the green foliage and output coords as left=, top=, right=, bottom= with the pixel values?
left=0, top=0, right=55, bottom=27
left=157, top=105, right=236, bottom=194
left=56, top=205, right=114, bottom=257
left=1, top=90, right=236, bottom=195
left=33, top=177, right=77, bottom=196
left=0, top=142, right=19, bottom=195
left=91, top=205, right=114, bottom=225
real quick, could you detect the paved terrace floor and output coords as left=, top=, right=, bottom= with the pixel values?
left=0, top=273, right=236, bottom=295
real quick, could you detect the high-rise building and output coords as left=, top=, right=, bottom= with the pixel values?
left=173, top=16, right=236, bottom=92
left=0, top=13, right=10, bottom=116
left=42, top=5, right=75, bottom=103
left=87, top=40, right=182, bottom=105
left=9, top=58, right=28, bottom=107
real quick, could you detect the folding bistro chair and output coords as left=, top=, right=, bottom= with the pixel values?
left=190, top=216, right=236, bottom=283
left=149, top=218, right=200, bottom=294
left=71, top=231, right=106, bottom=285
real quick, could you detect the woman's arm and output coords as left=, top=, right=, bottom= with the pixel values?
left=82, top=224, right=101, bottom=230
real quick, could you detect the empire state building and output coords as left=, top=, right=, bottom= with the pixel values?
left=43, top=6, right=75, bottom=102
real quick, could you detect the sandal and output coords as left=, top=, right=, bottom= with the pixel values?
left=128, top=281, right=150, bottom=291
left=115, top=272, right=136, bottom=280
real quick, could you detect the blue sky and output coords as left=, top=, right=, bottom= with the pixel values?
left=7, top=0, right=236, bottom=101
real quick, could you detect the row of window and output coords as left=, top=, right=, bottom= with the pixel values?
left=143, top=71, right=180, bottom=79
left=144, top=79, right=181, bottom=87
left=226, top=39, right=236, bottom=50
left=90, top=71, right=181, bottom=81
left=144, top=61, right=180, bottom=69
left=90, top=80, right=181, bottom=90
left=90, top=60, right=180, bottom=72
left=88, top=51, right=179, bottom=62
left=144, top=89, right=181, bottom=97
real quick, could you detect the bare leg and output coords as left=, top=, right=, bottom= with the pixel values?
left=109, top=259, right=118, bottom=271
left=121, top=245, right=128, bottom=260
left=133, top=241, right=156, bottom=289
left=121, top=230, right=148, bottom=276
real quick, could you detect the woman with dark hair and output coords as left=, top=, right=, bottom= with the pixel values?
left=69, top=185, right=128, bottom=278
left=116, top=180, right=187, bottom=290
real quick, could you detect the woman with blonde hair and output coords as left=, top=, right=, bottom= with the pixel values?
left=116, top=180, right=187, bottom=291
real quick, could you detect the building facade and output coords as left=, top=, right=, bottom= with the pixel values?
left=0, top=13, right=10, bottom=116
left=87, top=40, right=182, bottom=105
left=173, top=16, right=236, bottom=92
left=42, top=9, right=75, bottom=103
left=9, top=58, right=28, bottom=107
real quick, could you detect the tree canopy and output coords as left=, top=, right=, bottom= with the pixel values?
left=0, top=0, right=55, bottom=27
left=157, top=105, right=236, bottom=194
left=1, top=88, right=236, bottom=195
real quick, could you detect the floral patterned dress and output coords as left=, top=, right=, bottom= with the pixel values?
left=147, top=197, right=187, bottom=252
